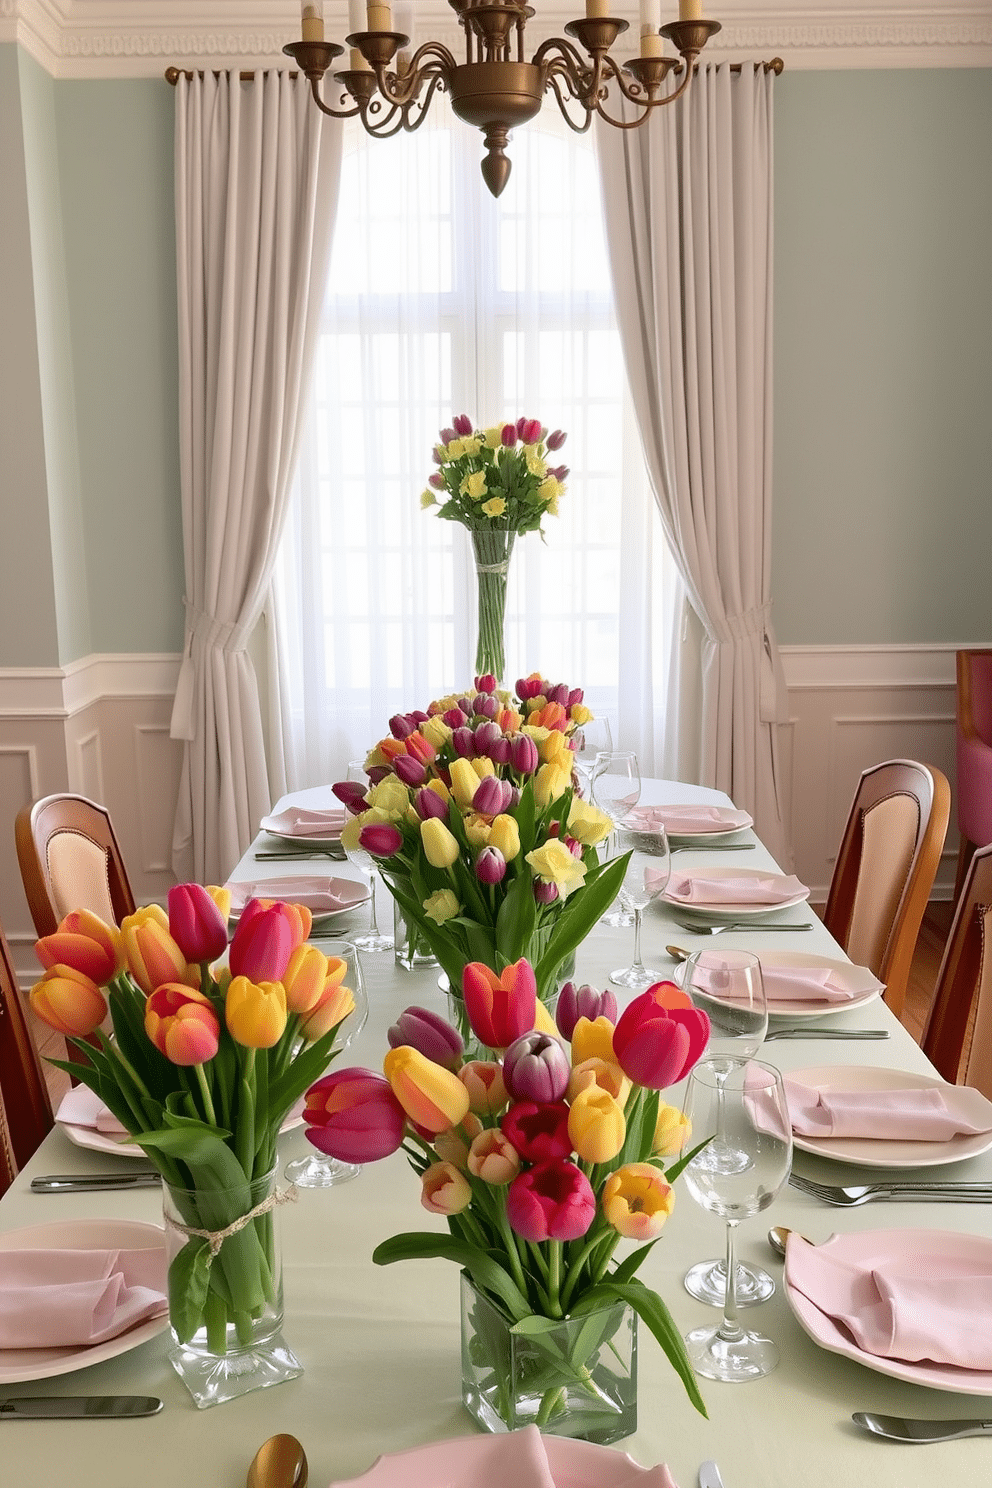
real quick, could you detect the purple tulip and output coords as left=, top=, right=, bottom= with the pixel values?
left=488, top=735, right=511, bottom=766
left=509, top=734, right=539, bottom=774
left=474, top=673, right=497, bottom=694
left=503, top=1031, right=571, bottom=1104
left=439, top=426, right=456, bottom=446
left=475, top=846, right=507, bottom=885
left=451, top=726, right=477, bottom=759
left=473, top=693, right=499, bottom=720
left=389, top=712, right=416, bottom=739
left=394, top=753, right=426, bottom=788
left=453, top=413, right=474, bottom=436
left=367, top=765, right=391, bottom=784
left=473, top=775, right=512, bottom=817
left=534, top=880, right=560, bottom=906
left=473, top=720, right=504, bottom=755
left=443, top=707, right=468, bottom=729
left=410, top=710, right=430, bottom=724
left=359, top=823, right=403, bottom=857
left=501, top=423, right=518, bottom=447
left=550, top=464, right=569, bottom=482
left=567, top=687, right=584, bottom=708
left=546, top=428, right=567, bottom=451
left=414, top=786, right=448, bottom=821
left=333, top=779, right=370, bottom=814
left=428, top=472, right=445, bottom=489
left=555, top=982, right=619, bottom=1041
left=387, top=1006, right=464, bottom=1071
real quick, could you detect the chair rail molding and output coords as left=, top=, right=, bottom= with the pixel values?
left=2, top=1, right=991, bottom=76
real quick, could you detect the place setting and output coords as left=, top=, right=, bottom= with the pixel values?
left=226, top=875, right=371, bottom=933
left=623, top=802, right=754, bottom=846
left=256, top=803, right=349, bottom=859
left=661, top=867, right=811, bottom=928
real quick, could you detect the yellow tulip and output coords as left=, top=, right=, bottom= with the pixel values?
left=653, top=1102, right=692, bottom=1157
left=421, top=817, right=460, bottom=869
left=423, top=888, right=461, bottom=925
left=225, top=976, right=287, bottom=1048
left=281, top=943, right=329, bottom=1015
left=533, top=761, right=572, bottom=808
left=488, top=813, right=520, bottom=861
left=463, top=812, right=492, bottom=850
left=568, top=1084, right=626, bottom=1164
left=602, top=1163, right=675, bottom=1240
left=570, top=1015, right=616, bottom=1066
left=525, top=838, right=587, bottom=899
left=366, top=776, right=410, bottom=818
left=532, top=999, right=559, bottom=1037
left=567, top=797, right=613, bottom=847
left=567, top=1056, right=631, bottom=1108
left=419, top=716, right=451, bottom=752
left=470, top=756, right=496, bottom=781
left=449, top=757, right=480, bottom=809
left=383, top=1046, right=470, bottom=1133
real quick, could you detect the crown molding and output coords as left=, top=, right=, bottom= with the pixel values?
left=1, top=2, right=991, bottom=76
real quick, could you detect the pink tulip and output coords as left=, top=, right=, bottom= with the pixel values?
left=453, top=413, right=474, bottom=435
left=472, top=694, right=499, bottom=720
left=145, top=983, right=221, bottom=1066
left=35, top=910, right=123, bottom=986
left=414, top=786, right=448, bottom=821
left=556, top=982, right=618, bottom=1041
left=388, top=712, right=417, bottom=739
left=500, top=424, right=518, bottom=447
left=500, top=1099, right=572, bottom=1164
left=473, top=721, right=504, bottom=757
left=462, top=959, right=537, bottom=1049
left=387, top=1005, right=464, bottom=1071
left=333, top=780, right=370, bottom=814
left=168, top=883, right=229, bottom=965
left=428, top=472, right=445, bottom=490
left=439, top=426, right=456, bottom=445
left=359, top=822, right=403, bottom=857
left=421, top=1161, right=472, bottom=1215
left=502, top=1032, right=570, bottom=1104
left=515, top=675, right=546, bottom=701
left=394, top=754, right=426, bottom=787
left=443, top=707, right=468, bottom=729
left=506, top=1159, right=596, bottom=1243
left=228, top=901, right=295, bottom=983
left=471, top=773, right=511, bottom=816
left=546, top=428, right=567, bottom=451
left=612, top=981, right=710, bottom=1089
left=474, top=673, right=497, bottom=693
left=509, top=734, right=539, bottom=774
left=475, top=846, right=506, bottom=886
left=518, top=418, right=543, bottom=445
left=451, top=726, right=477, bottom=758
left=303, top=1068, right=406, bottom=1163
left=534, top=880, right=559, bottom=905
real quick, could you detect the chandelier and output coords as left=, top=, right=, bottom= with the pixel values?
left=284, top=2, right=721, bottom=197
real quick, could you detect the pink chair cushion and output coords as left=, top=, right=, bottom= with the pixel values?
left=971, top=654, right=992, bottom=747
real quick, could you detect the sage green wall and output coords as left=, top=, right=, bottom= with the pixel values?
left=773, top=67, right=992, bottom=644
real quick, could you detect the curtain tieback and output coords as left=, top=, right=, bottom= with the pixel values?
left=704, top=604, right=789, bottom=726
left=169, top=599, right=253, bottom=742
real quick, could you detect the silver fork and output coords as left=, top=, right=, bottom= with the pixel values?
left=789, top=1173, right=992, bottom=1206
left=671, top=843, right=756, bottom=854
left=672, top=918, right=813, bottom=933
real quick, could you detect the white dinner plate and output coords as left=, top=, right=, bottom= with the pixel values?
left=662, top=868, right=810, bottom=922
left=786, top=1065, right=992, bottom=1167
left=625, top=804, right=753, bottom=844
left=57, top=1086, right=306, bottom=1158
left=227, top=876, right=370, bottom=920
left=259, top=815, right=344, bottom=850
left=329, top=1432, right=668, bottom=1488
left=785, top=1228, right=992, bottom=1395
left=0, top=1219, right=168, bottom=1384
left=754, top=950, right=884, bottom=1019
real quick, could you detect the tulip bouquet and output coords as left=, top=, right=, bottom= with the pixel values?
left=421, top=415, right=568, bottom=680
left=303, top=966, right=711, bottom=1436
left=29, top=887, right=362, bottom=1383
left=334, top=673, right=626, bottom=1032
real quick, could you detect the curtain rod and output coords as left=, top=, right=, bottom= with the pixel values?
left=165, top=58, right=784, bottom=85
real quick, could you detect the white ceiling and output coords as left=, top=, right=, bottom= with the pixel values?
left=2, top=0, right=990, bottom=76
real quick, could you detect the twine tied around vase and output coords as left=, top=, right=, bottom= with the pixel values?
left=170, top=1184, right=299, bottom=1259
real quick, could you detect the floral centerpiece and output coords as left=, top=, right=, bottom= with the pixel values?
left=334, top=672, right=625, bottom=1027
left=421, top=414, right=568, bottom=681
left=303, top=968, right=710, bottom=1439
left=28, top=886, right=361, bottom=1407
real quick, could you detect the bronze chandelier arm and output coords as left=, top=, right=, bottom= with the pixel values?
left=307, top=73, right=363, bottom=121
left=373, top=48, right=454, bottom=110
left=397, top=73, right=449, bottom=135
left=544, top=70, right=596, bottom=135
left=588, top=53, right=695, bottom=129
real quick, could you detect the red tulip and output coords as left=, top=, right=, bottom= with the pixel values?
left=359, top=822, right=404, bottom=857
left=228, top=901, right=295, bottom=983
left=612, top=981, right=710, bottom=1089
left=500, top=1099, right=572, bottom=1164
left=461, top=959, right=536, bottom=1049
left=506, top=1159, right=596, bottom=1243
left=168, top=883, right=229, bottom=965
left=303, top=1068, right=407, bottom=1164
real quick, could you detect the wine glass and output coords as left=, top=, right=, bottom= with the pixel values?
left=676, top=949, right=773, bottom=1306
left=680, top=1059, right=793, bottom=1382
left=285, top=939, right=369, bottom=1188
left=592, top=751, right=641, bottom=927
left=344, top=760, right=393, bottom=953
left=609, top=828, right=670, bottom=989
left=572, top=716, right=614, bottom=794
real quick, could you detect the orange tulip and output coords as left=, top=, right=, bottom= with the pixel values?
left=281, top=944, right=330, bottom=1016
left=35, top=909, right=123, bottom=986
left=145, top=983, right=220, bottom=1065
left=298, top=975, right=355, bottom=1042
left=121, top=905, right=199, bottom=996
left=383, top=1046, right=470, bottom=1134
left=30, top=964, right=107, bottom=1037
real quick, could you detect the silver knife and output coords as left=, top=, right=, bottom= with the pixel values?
left=0, top=1396, right=164, bottom=1419
left=764, top=1028, right=889, bottom=1041
left=853, top=1412, right=992, bottom=1443
left=698, top=1462, right=726, bottom=1488
left=30, top=1172, right=161, bottom=1193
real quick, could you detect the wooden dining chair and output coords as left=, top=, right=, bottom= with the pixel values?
left=15, top=792, right=137, bottom=938
left=954, top=648, right=992, bottom=900
left=0, top=915, right=54, bottom=1196
left=823, top=759, right=951, bottom=1022
left=922, top=842, right=992, bottom=1097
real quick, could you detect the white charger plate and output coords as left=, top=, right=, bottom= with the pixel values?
left=328, top=1433, right=670, bottom=1488
left=663, top=868, right=810, bottom=922
left=753, top=949, right=884, bottom=1019
left=787, top=1065, right=992, bottom=1167
left=57, top=1086, right=306, bottom=1158
left=626, top=805, right=753, bottom=844
left=228, top=876, right=370, bottom=920
left=0, top=1219, right=168, bottom=1384
left=259, top=813, right=345, bottom=849
left=785, top=1228, right=992, bottom=1395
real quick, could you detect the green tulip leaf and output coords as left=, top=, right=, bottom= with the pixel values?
left=167, top=1236, right=212, bottom=1344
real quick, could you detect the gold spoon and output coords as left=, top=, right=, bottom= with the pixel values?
left=247, top=1435, right=308, bottom=1488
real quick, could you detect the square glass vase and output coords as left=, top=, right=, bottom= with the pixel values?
left=459, top=1272, right=637, bottom=1445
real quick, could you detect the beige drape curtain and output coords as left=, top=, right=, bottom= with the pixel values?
left=169, top=71, right=342, bottom=884
left=596, top=62, right=789, bottom=863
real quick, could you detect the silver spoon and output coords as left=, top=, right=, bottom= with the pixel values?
left=247, top=1435, right=308, bottom=1488
left=767, top=1225, right=805, bottom=1257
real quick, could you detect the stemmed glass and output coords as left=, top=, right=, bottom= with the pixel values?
left=609, top=828, right=670, bottom=989
left=284, top=939, right=369, bottom=1188
left=592, top=751, right=641, bottom=927
left=344, top=761, right=393, bottom=953
left=680, top=1059, right=793, bottom=1382
left=572, top=717, right=614, bottom=795
left=676, top=949, right=774, bottom=1306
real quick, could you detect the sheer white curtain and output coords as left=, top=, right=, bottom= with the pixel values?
left=169, top=71, right=342, bottom=884
left=596, top=64, right=789, bottom=862
left=273, top=103, right=678, bottom=789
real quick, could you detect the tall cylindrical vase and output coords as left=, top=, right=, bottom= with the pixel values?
left=162, top=1165, right=302, bottom=1408
left=469, top=524, right=515, bottom=684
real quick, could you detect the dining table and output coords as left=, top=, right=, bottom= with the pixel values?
left=2, top=777, right=991, bottom=1488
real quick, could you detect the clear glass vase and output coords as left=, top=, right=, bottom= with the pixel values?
left=393, top=900, right=440, bottom=970
left=469, top=524, right=515, bottom=683
left=162, top=1166, right=302, bottom=1409
left=460, top=1272, right=637, bottom=1444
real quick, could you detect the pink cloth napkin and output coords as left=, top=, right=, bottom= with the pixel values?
left=228, top=876, right=367, bottom=915
left=626, top=803, right=751, bottom=835
left=264, top=806, right=347, bottom=838
left=785, top=1079, right=992, bottom=1140
left=786, top=1235, right=992, bottom=1368
left=0, top=1247, right=167, bottom=1349
left=56, top=1085, right=130, bottom=1138
left=666, top=871, right=807, bottom=906
left=689, top=956, right=857, bottom=1005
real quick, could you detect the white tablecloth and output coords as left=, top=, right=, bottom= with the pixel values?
left=2, top=781, right=990, bottom=1488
